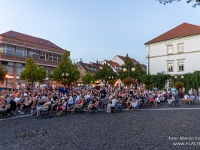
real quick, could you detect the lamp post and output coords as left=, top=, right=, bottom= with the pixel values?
left=5, top=74, right=9, bottom=88
left=62, top=72, right=69, bottom=87
left=174, top=75, right=184, bottom=81
left=108, top=76, right=114, bottom=80
left=123, top=66, right=135, bottom=77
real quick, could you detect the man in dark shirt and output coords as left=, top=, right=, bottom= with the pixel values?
left=100, top=87, right=107, bottom=108
left=6, top=97, right=16, bottom=117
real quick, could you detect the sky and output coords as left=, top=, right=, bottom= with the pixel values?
left=0, top=0, right=200, bottom=65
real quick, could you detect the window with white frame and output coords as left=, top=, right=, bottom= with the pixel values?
left=58, top=55, right=62, bottom=62
left=168, top=63, right=173, bottom=72
left=178, top=43, right=184, bottom=53
left=40, top=52, right=48, bottom=61
left=29, top=50, right=39, bottom=59
left=16, top=47, right=27, bottom=57
left=2, top=45, right=14, bottom=55
left=167, top=45, right=173, bottom=54
left=50, top=54, right=58, bottom=62
left=178, top=62, right=184, bottom=71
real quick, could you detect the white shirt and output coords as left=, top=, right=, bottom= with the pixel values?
left=111, top=99, right=118, bottom=106
left=68, top=96, right=74, bottom=104
left=14, top=97, right=21, bottom=103
left=75, top=95, right=80, bottom=102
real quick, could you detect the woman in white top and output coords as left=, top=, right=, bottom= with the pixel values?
left=106, top=95, right=118, bottom=113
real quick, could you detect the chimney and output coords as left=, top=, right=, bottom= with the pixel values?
left=80, top=58, right=83, bottom=63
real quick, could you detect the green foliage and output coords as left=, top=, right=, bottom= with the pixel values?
left=174, top=82, right=184, bottom=90
left=20, top=58, right=46, bottom=84
left=158, top=0, right=200, bottom=7
left=0, top=66, right=8, bottom=83
left=51, top=51, right=80, bottom=86
left=37, top=67, right=47, bottom=83
left=118, top=54, right=146, bottom=83
left=134, top=62, right=146, bottom=83
left=142, top=72, right=170, bottom=90
left=94, top=63, right=117, bottom=83
left=81, top=72, right=95, bottom=85
left=177, top=71, right=200, bottom=92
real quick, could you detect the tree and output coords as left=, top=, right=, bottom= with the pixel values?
left=118, top=54, right=146, bottom=83
left=81, top=73, right=95, bottom=85
left=0, top=66, right=8, bottom=83
left=118, top=54, right=135, bottom=80
left=158, top=0, right=200, bottom=7
left=94, top=63, right=117, bottom=84
left=142, top=72, right=170, bottom=90
left=51, top=51, right=80, bottom=86
left=20, top=58, right=47, bottom=87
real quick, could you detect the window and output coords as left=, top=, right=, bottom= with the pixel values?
left=40, top=52, right=48, bottom=61
left=178, top=43, right=184, bottom=53
left=178, top=62, right=184, bottom=71
left=16, top=63, right=25, bottom=76
left=167, top=45, right=173, bottom=54
left=16, top=47, right=27, bottom=57
left=168, top=63, right=173, bottom=72
left=2, top=61, right=14, bottom=75
left=58, top=55, right=62, bottom=62
left=29, top=50, right=39, bottom=59
left=2, top=45, right=14, bottom=55
left=50, top=54, right=58, bottom=62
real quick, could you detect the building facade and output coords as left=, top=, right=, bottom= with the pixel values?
left=145, top=23, right=200, bottom=75
left=0, top=30, right=66, bottom=89
left=76, top=61, right=102, bottom=85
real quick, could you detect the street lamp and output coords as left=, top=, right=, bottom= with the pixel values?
left=62, top=73, right=68, bottom=77
left=123, top=66, right=135, bottom=77
left=61, top=72, right=69, bottom=87
left=174, top=75, right=184, bottom=81
left=5, top=74, right=9, bottom=88
left=108, top=76, right=114, bottom=80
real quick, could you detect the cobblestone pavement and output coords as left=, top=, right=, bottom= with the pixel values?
left=1, top=105, right=200, bottom=150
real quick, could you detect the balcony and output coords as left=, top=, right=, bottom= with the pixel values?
left=0, top=53, right=59, bottom=66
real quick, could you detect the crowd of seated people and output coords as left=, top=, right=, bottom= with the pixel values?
left=0, top=85, right=199, bottom=118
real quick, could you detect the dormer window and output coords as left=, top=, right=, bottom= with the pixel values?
left=47, top=42, right=50, bottom=46
left=39, top=40, right=43, bottom=44
left=11, top=33, right=16, bottom=37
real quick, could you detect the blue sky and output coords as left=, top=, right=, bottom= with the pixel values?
left=0, top=0, right=200, bottom=65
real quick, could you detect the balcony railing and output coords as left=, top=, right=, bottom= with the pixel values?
left=0, top=53, right=59, bottom=66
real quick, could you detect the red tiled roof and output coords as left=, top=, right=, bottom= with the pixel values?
left=79, top=62, right=99, bottom=73
left=145, top=23, right=200, bottom=45
left=105, top=60, right=120, bottom=67
left=0, top=30, right=63, bottom=50
left=117, top=55, right=137, bottom=63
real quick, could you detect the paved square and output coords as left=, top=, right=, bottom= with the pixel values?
left=1, top=109, right=200, bottom=150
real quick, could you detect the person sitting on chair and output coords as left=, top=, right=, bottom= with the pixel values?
left=36, top=98, right=51, bottom=116
left=56, top=99, right=67, bottom=112
left=106, top=95, right=118, bottom=113
left=5, top=97, right=16, bottom=118
left=71, top=96, right=85, bottom=114
left=87, top=97, right=99, bottom=114
left=182, top=94, right=189, bottom=104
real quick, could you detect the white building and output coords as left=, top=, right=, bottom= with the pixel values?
left=145, top=23, right=200, bottom=75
